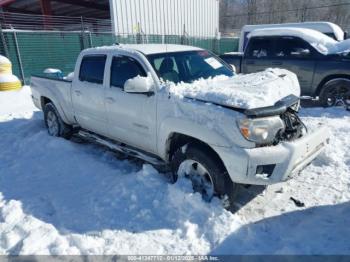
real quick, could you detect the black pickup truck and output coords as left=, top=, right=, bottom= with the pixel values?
left=220, top=28, right=350, bottom=107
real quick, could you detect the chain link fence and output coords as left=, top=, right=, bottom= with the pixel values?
left=0, top=12, right=239, bottom=83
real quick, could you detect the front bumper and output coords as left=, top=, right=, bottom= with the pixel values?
left=214, top=126, right=330, bottom=185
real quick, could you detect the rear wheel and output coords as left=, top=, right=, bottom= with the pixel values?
left=44, top=103, right=73, bottom=139
left=171, top=143, right=239, bottom=210
left=319, top=79, right=350, bottom=107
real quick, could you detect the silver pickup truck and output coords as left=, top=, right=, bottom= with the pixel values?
left=220, top=28, right=350, bottom=107
left=30, top=44, right=330, bottom=210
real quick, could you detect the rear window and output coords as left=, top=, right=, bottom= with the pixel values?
left=79, top=55, right=106, bottom=84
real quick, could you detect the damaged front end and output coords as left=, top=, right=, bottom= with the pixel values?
left=242, top=94, right=305, bottom=146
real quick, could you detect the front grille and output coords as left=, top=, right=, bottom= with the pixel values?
left=278, top=109, right=304, bottom=142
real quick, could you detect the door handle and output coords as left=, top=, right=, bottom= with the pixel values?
left=271, top=61, right=282, bottom=66
left=74, top=90, right=82, bottom=96
left=105, top=97, right=115, bottom=104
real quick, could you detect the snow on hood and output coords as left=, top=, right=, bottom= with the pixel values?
left=168, top=68, right=300, bottom=110
left=248, top=28, right=350, bottom=55
left=333, top=39, right=350, bottom=55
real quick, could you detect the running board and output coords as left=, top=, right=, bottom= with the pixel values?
left=78, top=130, right=166, bottom=166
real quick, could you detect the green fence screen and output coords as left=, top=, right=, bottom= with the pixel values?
left=0, top=30, right=239, bottom=83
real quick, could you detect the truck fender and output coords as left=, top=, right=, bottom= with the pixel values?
left=157, top=117, right=232, bottom=160
left=39, top=88, right=71, bottom=124
left=316, top=75, right=350, bottom=96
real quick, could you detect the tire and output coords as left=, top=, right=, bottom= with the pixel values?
left=171, top=143, right=239, bottom=211
left=44, top=103, right=73, bottom=139
left=319, top=79, right=350, bottom=107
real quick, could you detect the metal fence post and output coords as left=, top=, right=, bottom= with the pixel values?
left=181, top=24, right=188, bottom=45
left=80, top=16, right=85, bottom=50
left=0, top=22, right=9, bottom=58
left=136, top=22, right=142, bottom=44
left=214, top=30, right=221, bottom=55
left=12, top=28, right=26, bottom=85
left=88, top=31, right=93, bottom=47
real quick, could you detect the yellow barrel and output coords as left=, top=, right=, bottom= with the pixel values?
left=0, top=74, right=22, bottom=91
left=0, top=81, right=22, bottom=91
left=0, top=55, right=22, bottom=91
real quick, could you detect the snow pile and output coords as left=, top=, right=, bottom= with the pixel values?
left=0, top=86, right=35, bottom=115
left=124, top=74, right=154, bottom=93
left=0, top=87, right=349, bottom=255
left=168, top=68, right=300, bottom=109
left=0, top=74, right=21, bottom=83
left=248, top=27, right=350, bottom=55
left=43, top=68, right=62, bottom=74
left=0, top=55, right=10, bottom=64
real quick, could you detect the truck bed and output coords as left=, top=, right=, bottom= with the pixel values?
left=30, top=75, right=75, bottom=124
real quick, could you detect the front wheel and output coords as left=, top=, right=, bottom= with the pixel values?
left=44, top=103, right=73, bottom=139
left=319, top=79, right=350, bottom=107
left=171, top=143, right=239, bottom=210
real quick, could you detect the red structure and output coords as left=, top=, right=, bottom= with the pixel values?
left=0, top=0, right=110, bottom=18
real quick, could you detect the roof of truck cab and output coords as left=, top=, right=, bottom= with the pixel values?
left=243, top=22, right=344, bottom=41
left=86, top=44, right=203, bottom=55
left=248, top=27, right=339, bottom=55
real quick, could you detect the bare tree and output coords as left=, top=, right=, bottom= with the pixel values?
left=220, top=0, right=350, bottom=33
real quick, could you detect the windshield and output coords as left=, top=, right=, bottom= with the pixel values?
left=147, top=50, right=234, bottom=83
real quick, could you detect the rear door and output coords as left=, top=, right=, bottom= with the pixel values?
left=242, top=37, right=275, bottom=73
left=72, top=55, right=109, bottom=136
left=104, top=54, right=157, bottom=154
left=271, top=36, right=316, bottom=94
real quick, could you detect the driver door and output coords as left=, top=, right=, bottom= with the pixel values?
left=271, top=36, right=316, bottom=94
left=104, top=55, right=157, bottom=154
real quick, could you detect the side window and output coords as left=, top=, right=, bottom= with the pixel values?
left=246, top=38, right=273, bottom=59
left=150, top=56, right=180, bottom=83
left=274, top=37, right=312, bottom=59
left=79, top=55, right=106, bottom=84
left=110, top=56, right=147, bottom=88
left=152, top=57, right=179, bottom=75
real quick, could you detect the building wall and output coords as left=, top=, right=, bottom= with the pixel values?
left=109, top=0, right=219, bottom=37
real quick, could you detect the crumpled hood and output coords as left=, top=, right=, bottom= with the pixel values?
left=168, top=68, right=301, bottom=110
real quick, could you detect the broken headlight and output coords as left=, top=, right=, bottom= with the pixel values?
left=237, top=116, right=285, bottom=145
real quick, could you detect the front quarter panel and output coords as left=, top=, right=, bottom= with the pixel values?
left=312, top=58, right=350, bottom=95
left=156, top=90, right=255, bottom=160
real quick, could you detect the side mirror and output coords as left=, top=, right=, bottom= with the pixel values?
left=124, top=75, right=154, bottom=95
left=230, top=64, right=236, bottom=73
left=291, top=49, right=310, bottom=57
left=300, top=49, right=310, bottom=56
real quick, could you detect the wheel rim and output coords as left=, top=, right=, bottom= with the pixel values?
left=325, top=86, right=350, bottom=107
left=47, top=111, right=59, bottom=136
left=178, top=160, right=215, bottom=201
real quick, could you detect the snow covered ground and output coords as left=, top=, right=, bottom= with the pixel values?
left=0, top=86, right=349, bottom=255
